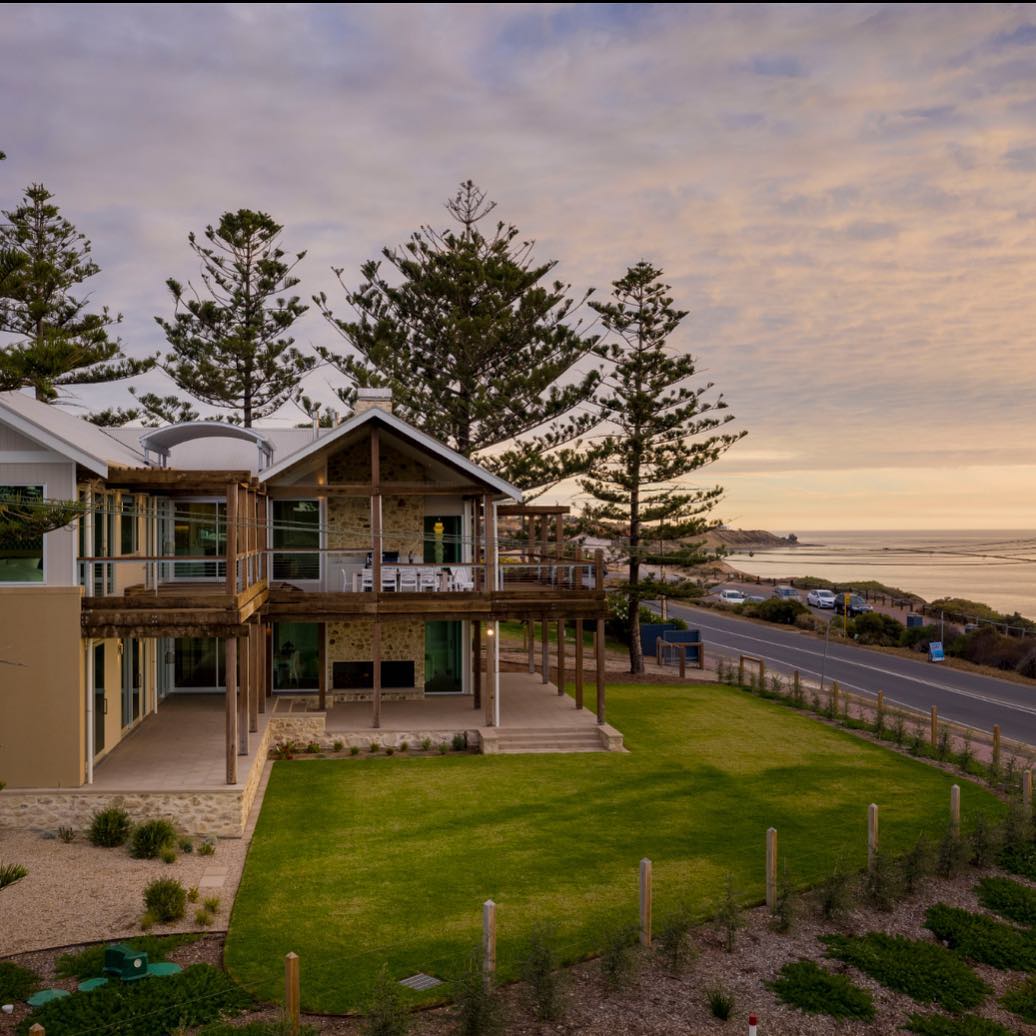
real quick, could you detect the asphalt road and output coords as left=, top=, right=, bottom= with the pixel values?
left=664, top=602, right=1036, bottom=746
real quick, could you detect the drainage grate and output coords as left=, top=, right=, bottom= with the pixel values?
left=399, top=972, right=443, bottom=991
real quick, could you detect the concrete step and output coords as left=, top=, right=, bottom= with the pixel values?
left=491, top=730, right=606, bottom=754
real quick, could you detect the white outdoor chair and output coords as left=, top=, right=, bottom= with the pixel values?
left=398, top=568, right=419, bottom=592
left=418, top=567, right=438, bottom=592
left=449, top=566, right=475, bottom=592
left=360, top=569, right=374, bottom=592
left=381, top=566, right=399, bottom=592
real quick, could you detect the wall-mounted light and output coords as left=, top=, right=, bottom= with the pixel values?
left=486, top=627, right=495, bottom=638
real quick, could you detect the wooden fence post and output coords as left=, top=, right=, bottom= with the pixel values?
left=639, top=858, right=652, bottom=947
left=759, top=658, right=766, bottom=685
left=867, top=803, right=879, bottom=872
left=766, top=827, right=778, bottom=911
left=29, top=1026, right=45, bottom=1036
left=793, top=670, right=801, bottom=699
left=950, top=784, right=961, bottom=838
left=876, top=690, right=885, bottom=726
left=738, top=657, right=745, bottom=685
left=992, top=725, right=1001, bottom=772
left=656, top=637, right=663, bottom=666
left=1025, top=769, right=1033, bottom=813
left=678, top=644, right=686, bottom=679
left=284, top=952, right=300, bottom=1036
left=930, top=705, right=938, bottom=747
left=482, top=899, right=496, bottom=989
left=831, top=681, right=839, bottom=715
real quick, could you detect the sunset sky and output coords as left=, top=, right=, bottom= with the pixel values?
left=3, top=3, right=1035, bottom=531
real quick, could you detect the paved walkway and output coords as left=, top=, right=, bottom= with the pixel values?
left=91, top=694, right=270, bottom=790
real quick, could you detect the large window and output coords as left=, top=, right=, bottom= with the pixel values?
left=272, top=500, right=320, bottom=581
left=120, top=495, right=138, bottom=555
left=173, top=502, right=225, bottom=579
left=272, top=622, right=320, bottom=691
left=0, top=484, right=45, bottom=583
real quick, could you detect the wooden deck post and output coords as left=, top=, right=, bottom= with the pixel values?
left=248, top=624, right=259, bottom=733
left=238, top=635, right=249, bottom=755
left=484, top=495, right=497, bottom=592
left=540, top=613, right=549, bottom=684
left=225, top=636, right=238, bottom=785
left=575, top=619, right=584, bottom=710
left=596, top=617, right=606, bottom=725
left=225, top=482, right=237, bottom=594
left=485, top=623, right=499, bottom=727
left=371, top=427, right=382, bottom=595
left=473, top=620, right=482, bottom=709
left=556, top=620, right=565, bottom=695
left=284, top=952, right=300, bottom=1035
left=372, top=619, right=382, bottom=729
left=527, top=618, right=535, bottom=673
left=258, top=623, right=267, bottom=714
left=318, top=622, right=327, bottom=711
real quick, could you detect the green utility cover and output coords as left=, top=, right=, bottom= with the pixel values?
left=27, top=988, right=70, bottom=1006
left=103, top=943, right=149, bottom=981
left=78, top=977, right=109, bottom=992
left=146, top=962, right=183, bottom=977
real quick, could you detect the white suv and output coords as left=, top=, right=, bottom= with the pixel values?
left=807, top=589, right=837, bottom=608
left=717, top=588, right=747, bottom=604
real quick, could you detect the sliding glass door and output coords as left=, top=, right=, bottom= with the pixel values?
left=173, top=501, right=225, bottom=580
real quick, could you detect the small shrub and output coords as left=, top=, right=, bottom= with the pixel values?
left=364, top=965, right=410, bottom=1036
left=160, top=846, right=177, bottom=864
left=195, top=908, right=213, bottom=926
left=906, top=1013, right=1018, bottom=1036
left=438, top=742, right=449, bottom=755
left=937, top=828, right=968, bottom=879
left=657, top=905, right=696, bottom=974
left=57, top=825, right=76, bottom=843
left=453, top=951, right=505, bottom=1036
left=772, top=865, right=797, bottom=933
left=144, top=877, right=187, bottom=922
left=600, top=923, right=640, bottom=991
left=420, top=737, right=432, bottom=751
left=770, top=960, right=874, bottom=1021
left=817, top=863, right=854, bottom=920
left=369, top=741, right=380, bottom=754
left=969, top=812, right=1000, bottom=868
left=901, top=834, right=933, bottom=895
left=88, top=805, right=132, bottom=847
left=197, top=840, right=216, bottom=857
left=140, top=910, right=156, bottom=931
left=909, top=725, right=926, bottom=755
left=823, top=932, right=989, bottom=1011
left=0, top=960, right=39, bottom=1002
left=179, top=838, right=194, bottom=854
left=891, top=714, right=906, bottom=746
left=977, top=875, right=1036, bottom=926
left=1000, top=840, right=1036, bottom=881
left=937, top=727, right=952, bottom=761
left=188, top=885, right=200, bottom=903
left=959, top=731, right=975, bottom=774
left=0, top=861, right=28, bottom=890
left=203, top=896, right=220, bottom=913
left=865, top=850, right=902, bottom=912
left=452, top=732, right=467, bottom=752
left=350, top=745, right=360, bottom=756
left=707, top=987, right=735, bottom=1020
left=1001, top=974, right=1036, bottom=1023
left=305, top=741, right=320, bottom=754
left=521, top=925, right=564, bottom=1021
left=924, top=903, right=1036, bottom=971
left=386, top=746, right=395, bottom=756
left=399, top=741, right=408, bottom=752
left=272, top=739, right=298, bottom=760
left=130, top=818, right=178, bottom=859
left=333, top=740, right=344, bottom=753
left=715, top=876, right=745, bottom=952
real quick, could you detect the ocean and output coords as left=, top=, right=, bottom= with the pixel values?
left=725, top=530, right=1036, bottom=620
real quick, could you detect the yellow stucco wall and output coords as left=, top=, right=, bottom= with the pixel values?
left=0, top=587, right=84, bottom=788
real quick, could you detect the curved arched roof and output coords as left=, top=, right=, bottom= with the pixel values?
left=140, top=422, right=275, bottom=469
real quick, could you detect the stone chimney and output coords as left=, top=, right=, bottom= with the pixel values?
left=353, top=387, right=394, bottom=416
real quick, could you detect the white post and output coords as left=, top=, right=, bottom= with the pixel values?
left=492, top=621, right=501, bottom=728
left=950, top=784, right=961, bottom=838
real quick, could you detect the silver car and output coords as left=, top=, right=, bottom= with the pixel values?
left=807, top=589, right=837, bottom=608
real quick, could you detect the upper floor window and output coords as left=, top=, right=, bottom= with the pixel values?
left=0, top=484, right=45, bottom=583
left=120, top=495, right=138, bottom=555
left=272, top=500, right=320, bottom=581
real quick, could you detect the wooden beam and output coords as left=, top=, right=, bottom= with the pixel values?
left=484, top=495, right=497, bottom=592
left=238, top=634, right=249, bottom=754
left=258, top=623, right=267, bottom=714
left=226, top=637, right=238, bottom=785
left=473, top=620, right=482, bottom=708
left=107, top=466, right=254, bottom=489
left=498, top=504, right=571, bottom=516
left=225, top=483, right=237, bottom=595
left=371, top=619, right=382, bottom=729
left=371, top=427, right=382, bottom=597
left=596, top=618, right=606, bottom=725
left=318, top=621, right=327, bottom=711
left=472, top=497, right=481, bottom=592
left=267, top=482, right=488, bottom=498
left=248, top=624, right=259, bottom=733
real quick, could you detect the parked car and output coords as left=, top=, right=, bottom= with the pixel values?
left=834, top=594, right=872, bottom=617
left=717, top=588, right=747, bottom=604
left=806, top=589, right=837, bottom=608
left=772, top=586, right=801, bottom=601
left=745, top=593, right=767, bottom=603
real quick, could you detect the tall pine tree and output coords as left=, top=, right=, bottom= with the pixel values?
left=314, top=181, right=600, bottom=491
left=581, top=261, right=744, bottom=673
left=155, top=209, right=313, bottom=426
left=0, top=184, right=150, bottom=401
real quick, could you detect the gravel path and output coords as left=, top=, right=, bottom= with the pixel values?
left=0, top=763, right=270, bottom=957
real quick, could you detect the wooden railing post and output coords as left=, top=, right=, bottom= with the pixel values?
left=678, top=644, right=687, bottom=679
left=225, top=482, right=237, bottom=594
left=284, top=952, right=300, bottom=1035
left=639, top=858, right=652, bottom=947
left=596, top=617, right=606, bottom=725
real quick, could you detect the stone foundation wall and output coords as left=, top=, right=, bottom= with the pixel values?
left=326, top=619, right=426, bottom=691
left=266, top=714, right=327, bottom=742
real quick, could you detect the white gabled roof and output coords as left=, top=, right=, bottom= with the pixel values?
left=259, top=407, right=523, bottom=501
left=0, top=391, right=146, bottom=476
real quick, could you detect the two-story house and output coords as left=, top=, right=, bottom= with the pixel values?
left=0, top=388, right=617, bottom=836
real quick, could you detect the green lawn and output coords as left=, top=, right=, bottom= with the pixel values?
left=225, top=682, right=1001, bottom=1013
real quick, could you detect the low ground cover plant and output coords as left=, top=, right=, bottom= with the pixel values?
left=0, top=960, right=39, bottom=1003
left=88, top=805, right=132, bottom=847
left=16, top=963, right=251, bottom=1036
left=925, top=903, right=1036, bottom=971
left=706, top=987, right=735, bottom=1020
left=1001, top=974, right=1036, bottom=1023
left=977, top=876, right=1036, bottom=926
left=822, top=932, right=989, bottom=1012
left=905, top=1014, right=1019, bottom=1036
left=769, top=959, right=874, bottom=1021
left=0, top=861, right=27, bottom=890
left=130, top=818, right=178, bottom=859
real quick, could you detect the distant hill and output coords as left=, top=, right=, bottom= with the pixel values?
left=704, top=528, right=797, bottom=550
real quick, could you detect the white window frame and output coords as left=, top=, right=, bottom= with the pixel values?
left=0, top=481, right=48, bottom=586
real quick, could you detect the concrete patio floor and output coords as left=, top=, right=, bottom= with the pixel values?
left=91, top=694, right=271, bottom=791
